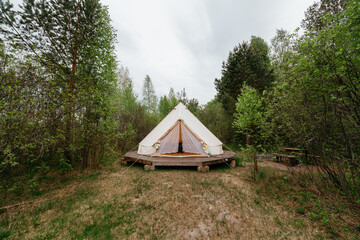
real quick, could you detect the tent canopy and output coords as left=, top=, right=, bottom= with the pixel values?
left=137, top=102, right=223, bottom=156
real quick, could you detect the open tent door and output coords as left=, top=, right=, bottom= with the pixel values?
left=154, top=120, right=206, bottom=156
left=155, top=122, right=180, bottom=154
left=181, top=121, right=205, bottom=155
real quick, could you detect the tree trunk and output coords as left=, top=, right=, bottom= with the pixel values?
left=246, top=129, right=258, bottom=173
left=246, top=129, right=250, bottom=146
left=254, top=152, right=258, bottom=173
left=66, top=5, right=79, bottom=163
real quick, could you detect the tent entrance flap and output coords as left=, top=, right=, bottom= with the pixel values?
left=155, top=122, right=180, bottom=154
left=155, top=121, right=205, bottom=155
left=181, top=122, right=205, bottom=154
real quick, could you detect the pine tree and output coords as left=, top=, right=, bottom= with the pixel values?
left=215, top=36, right=274, bottom=115
left=168, top=87, right=175, bottom=99
left=158, top=96, right=171, bottom=118
left=142, top=75, right=157, bottom=113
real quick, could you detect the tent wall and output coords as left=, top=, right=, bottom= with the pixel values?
left=138, top=145, right=157, bottom=155
left=137, top=103, right=223, bottom=155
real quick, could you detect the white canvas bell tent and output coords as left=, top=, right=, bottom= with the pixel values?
left=137, top=102, right=223, bottom=156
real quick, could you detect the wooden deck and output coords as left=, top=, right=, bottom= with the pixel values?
left=123, top=151, right=236, bottom=171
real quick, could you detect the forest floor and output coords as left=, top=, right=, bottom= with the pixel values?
left=1, top=158, right=359, bottom=239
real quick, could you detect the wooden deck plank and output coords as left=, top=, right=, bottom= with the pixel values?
left=123, top=151, right=235, bottom=168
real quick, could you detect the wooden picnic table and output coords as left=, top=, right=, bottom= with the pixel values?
left=274, top=148, right=309, bottom=166
left=275, top=148, right=320, bottom=165
left=284, top=148, right=308, bottom=161
left=273, top=153, right=297, bottom=166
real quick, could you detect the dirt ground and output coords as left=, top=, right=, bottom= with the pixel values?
left=255, top=158, right=322, bottom=173
left=1, top=160, right=326, bottom=239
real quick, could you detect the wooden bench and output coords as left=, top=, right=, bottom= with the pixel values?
left=274, top=148, right=320, bottom=166
left=273, top=153, right=297, bottom=166
left=284, top=148, right=307, bottom=165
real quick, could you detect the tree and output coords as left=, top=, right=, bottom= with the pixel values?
left=0, top=0, right=105, bottom=150
left=215, top=36, right=274, bottom=115
left=158, top=96, right=171, bottom=118
left=187, top=98, right=200, bottom=116
left=198, top=100, right=233, bottom=143
left=0, top=0, right=119, bottom=168
left=117, top=66, right=132, bottom=91
left=142, top=75, right=157, bottom=113
left=158, top=87, right=180, bottom=118
left=233, top=84, right=265, bottom=173
left=265, top=0, right=360, bottom=202
left=270, top=29, right=292, bottom=68
left=168, top=87, right=175, bottom=99
left=233, top=84, right=264, bottom=146
left=177, top=88, right=188, bottom=105
left=301, top=0, right=347, bottom=32
left=113, top=68, right=142, bottom=154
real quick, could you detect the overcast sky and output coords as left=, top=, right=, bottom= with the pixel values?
left=12, top=0, right=315, bottom=104
left=100, top=0, right=315, bottom=104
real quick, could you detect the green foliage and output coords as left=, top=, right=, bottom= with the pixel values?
left=158, top=95, right=178, bottom=118
left=264, top=0, right=360, bottom=201
left=215, top=36, right=274, bottom=115
left=270, top=28, right=293, bottom=72
left=186, top=98, right=200, bottom=116
left=0, top=1, right=162, bottom=197
left=234, top=156, right=245, bottom=167
left=0, top=0, right=120, bottom=171
left=301, top=0, right=347, bottom=32
left=112, top=72, right=158, bottom=155
left=198, top=100, right=233, bottom=143
left=233, top=84, right=264, bottom=136
left=233, top=84, right=274, bottom=149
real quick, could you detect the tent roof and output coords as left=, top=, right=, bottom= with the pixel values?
left=139, top=102, right=222, bottom=148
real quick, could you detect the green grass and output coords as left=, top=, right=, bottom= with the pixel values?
left=21, top=174, right=154, bottom=238
left=0, top=228, right=11, bottom=240
left=1, top=163, right=359, bottom=239
left=0, top=181, right=102, bottom=239
left=253, top=167, right=360, bottom=239
left=193, top=180, right=212, bottom=186
left=1, top=170, right=103, bottom=209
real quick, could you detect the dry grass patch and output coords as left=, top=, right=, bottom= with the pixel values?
left=0, top=163, right=329, bottom=239
left=252, top=166, right=360, bottom=239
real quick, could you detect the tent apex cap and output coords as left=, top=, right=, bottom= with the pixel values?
left=176, top=102, right=187, bottom=108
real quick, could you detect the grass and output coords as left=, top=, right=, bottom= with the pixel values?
left=0, top=161, right=359, bottom=239
left=252, top=167, right=360, bottom=239
left=0, top=169, right=103, bottom=209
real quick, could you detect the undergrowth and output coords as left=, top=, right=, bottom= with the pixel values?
left=252, top=167, right=360, bottom=239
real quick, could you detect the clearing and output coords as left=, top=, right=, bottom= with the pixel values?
left=0, top=160, right=358, bottom=239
